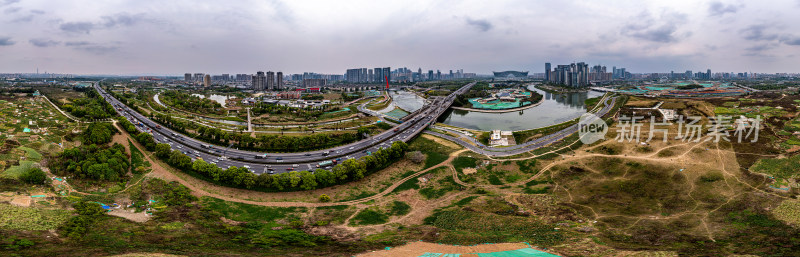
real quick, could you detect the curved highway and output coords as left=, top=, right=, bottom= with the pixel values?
left=95, top=82, right=475, bottom=174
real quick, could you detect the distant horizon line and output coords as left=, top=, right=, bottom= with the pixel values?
left=3, top=71, right=800, bottom=77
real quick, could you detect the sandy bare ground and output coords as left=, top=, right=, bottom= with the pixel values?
left=111, top=133, right=131, bottom=155
left=106, top=253, right=185, bottom=257
left=356, top=241, right=545, bottom=257
left=108, top=209, right=151, bottom=223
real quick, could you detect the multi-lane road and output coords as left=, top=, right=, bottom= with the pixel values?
left=95, top=82, right=475, bottom=175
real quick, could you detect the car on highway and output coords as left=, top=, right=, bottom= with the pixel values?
left=276, top=157, right=284, bottom=162
left=286, top=167, right=294, bottom=171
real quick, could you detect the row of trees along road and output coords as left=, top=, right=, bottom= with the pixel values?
left=153, top=140, right=408, bottom=192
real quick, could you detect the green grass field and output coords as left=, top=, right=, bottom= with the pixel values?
left=3, top=161, right=37, bottom=178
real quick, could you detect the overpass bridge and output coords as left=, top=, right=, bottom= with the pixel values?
left=95, top=82, right=475, bottom=174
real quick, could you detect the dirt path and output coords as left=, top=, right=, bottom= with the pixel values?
left=147, top=148, right=469, bottom=208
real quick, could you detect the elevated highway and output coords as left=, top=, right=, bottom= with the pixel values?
left=95, top=82, right=475, bottom=174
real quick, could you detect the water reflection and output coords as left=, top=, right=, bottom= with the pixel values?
left=436, top=86, right=603, bottom=131
left=191, top=94, right=230, bottom=107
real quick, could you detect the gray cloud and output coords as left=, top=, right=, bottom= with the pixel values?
left=267, top=0, right=294, bottom=24
left=708, top=1, right=740, bottom=17
left=465, top=17, right=492, bottom=32
left=76, top=45, right=118, bottom=54
left=29, top=38, right=60, bottom=47
left=60, top=22, right=94, bottom=34
left=781, top=36, right=800, bottom=45
left=63, top=41, right=118, bottom=54
left=745, top=44, right=775, bottom=52
left=30, top=9, right=43, bottom=15
left=60, top=13, right=149, bottom=34
left=622, top=11, right=689, bottom=43
left=0, top=0, right=19, bottom=7
left=100, top=13, right=146, bottom=28
left=740, top=24, right=779, bottom=41
left=4, top=6, right=19, bottom=13
left=0, top=36, right=15, bottom=46
left=11, top=14, right=32, bottom=23
left=64, top=41, right=90, bottom=46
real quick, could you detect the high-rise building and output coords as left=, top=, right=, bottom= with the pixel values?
left=252, top=71, right=266, bottom=90
left=545, top=63, right=551, bottom=82
left=346, top=68, right=370, bottom=83
left=436, top=70, right=441, bottom=80
left=368, top=69, right=374, bottom=82
left=266, top=71, right=275, bottom=90
left=203, top=74, right=211, bottom=87
left=685, top=70, right=692, bottom=80
left=193, top=73, right=204, bottom=82
left=549, top=62, right=590, bottom=87
left=303, top=78, right=326, bottom=88
left=706, top=69, right=711, bottom=80
left=184, top=73, right=192, bottom=81
left=373, top=68, right=383, bottom=83
left=276, top=72, right=283, bottom=90
left=383, top=67, right=391, bottom=82
left=427, top=70, right=434, bottom=81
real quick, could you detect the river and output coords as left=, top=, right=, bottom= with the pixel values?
left=435, top=86, right=603, bottom=131
left=191, top=93, right=230, bottom=107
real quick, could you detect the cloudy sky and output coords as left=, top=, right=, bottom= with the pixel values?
left=2, top=0, right=800, bottom=75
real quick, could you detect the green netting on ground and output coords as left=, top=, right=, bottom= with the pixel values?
left=468, top=99, right=523, bottom=110
left=475, top=248, right=559, bottom=257
left=419, top=253, right=443, bottom=257
left=324, top=107, right=350, bottom=114
left=385, top=108, right=409, bottom=119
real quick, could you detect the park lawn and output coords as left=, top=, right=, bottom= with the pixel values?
left=200, top=196, right=305, bottom=223
left=3, top=161, right=37, bottom=178
left=17, top=146, right=43, bottom=161
left=0, top=203, right=71, bottom=231
left=128, top=139, right=150, bottom=170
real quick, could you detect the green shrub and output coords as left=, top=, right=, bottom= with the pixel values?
left=349, top=208, right=389, bottom=225
left=390, top=201, right=411, bottom=216
left=20, top=168, right=47, bottom=184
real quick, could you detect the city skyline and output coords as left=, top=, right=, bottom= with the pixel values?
left=2, top=0, right=800, bottom=75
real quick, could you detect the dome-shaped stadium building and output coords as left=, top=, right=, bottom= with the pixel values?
left=493, top=71, right=529, bottom=80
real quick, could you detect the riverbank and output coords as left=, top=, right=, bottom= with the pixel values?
left=535, top=84, right=589, bottom=94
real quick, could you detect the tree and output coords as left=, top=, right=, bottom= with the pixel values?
left=83, top=122, right=116, bottom=145
left=319, top=194, right=331, bottom=202
left=72, top=201, right=106, bottom=216
left=299, top=171, right=317, bottom=190
left=155, top=143, right=171, bottom=158
left=314, top=169, right=336, bottom=187
left=288, top=171, right=302, bottom=188
left=135, top=132, right=156, bottom=151
left=20, top=168, right=47, bottom=184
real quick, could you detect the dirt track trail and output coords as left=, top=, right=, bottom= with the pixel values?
left=147, top=147, right=469, bottom=208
